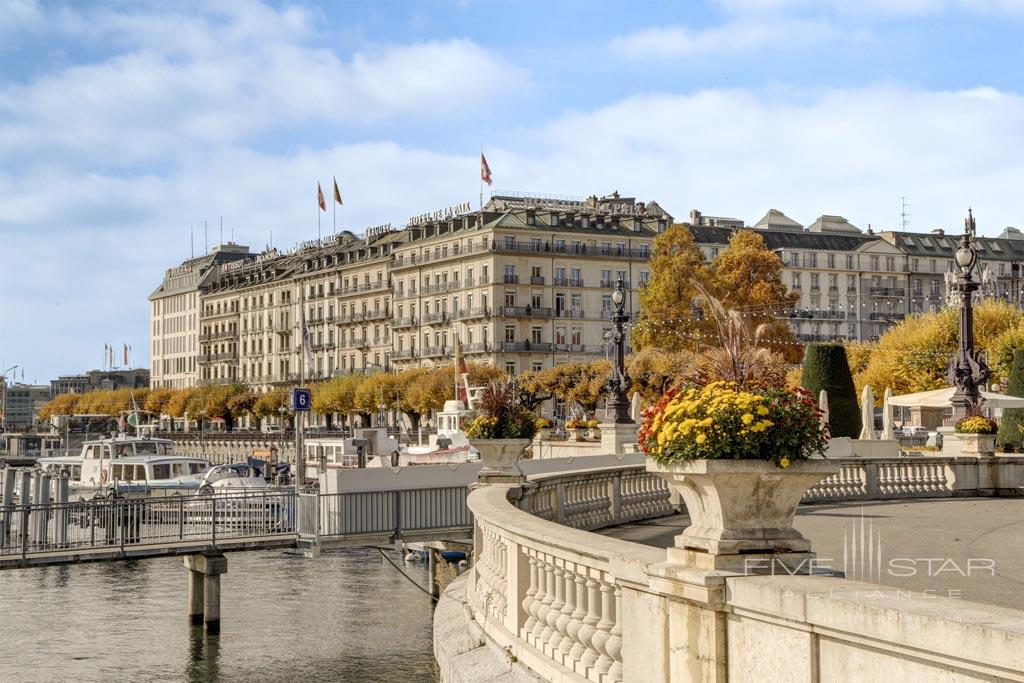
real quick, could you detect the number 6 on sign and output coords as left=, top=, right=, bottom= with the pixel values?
left=292, top=388, right=311, bottom=412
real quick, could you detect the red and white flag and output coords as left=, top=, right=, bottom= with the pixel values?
left=317, top=182, right=326, bottom=211
left=480, top=153, right=492, bottom=187
left=332, top=177, right=343, bottom=206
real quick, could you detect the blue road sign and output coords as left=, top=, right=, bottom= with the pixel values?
left=292, top=388, right=311, bottom=412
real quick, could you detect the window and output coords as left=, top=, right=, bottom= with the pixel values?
left=531, top=327, right=542, bottom=343
left=504, top=290, right=516, bottom=306
left=571, top=327, right=582, bottom=345
left=505, top=325, right=516, bottom=342
left=531, top=293, right=542, bottom=308
left=532, top=362, right=543, bottom=372
left=791, top=272, right=802, bottom=289
left=152, top=464, right=171, bottom=480
left=827, top=254, right=836, bottom=269
left=555, top=327, right=566, bottom=345
left=505, top=361, right=516, bottom=374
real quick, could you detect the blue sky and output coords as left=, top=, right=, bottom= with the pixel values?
left=3, top=0, right=1024, bottom=382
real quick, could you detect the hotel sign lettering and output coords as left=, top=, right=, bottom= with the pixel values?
left=407, top=201, right=473, bottom=226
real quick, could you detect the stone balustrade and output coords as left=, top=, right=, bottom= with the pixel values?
left=804, top=455, right=1024, bottom=501
left=518, top=466, right=674, bottom=530
left=440, top=460, right=1024, bottom=682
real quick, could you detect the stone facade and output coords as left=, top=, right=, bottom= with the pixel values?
left=150, top=193, right=669, bottom=389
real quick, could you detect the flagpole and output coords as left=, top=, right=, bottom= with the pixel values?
left=317, top=181, right=321, bottom=245
left=332, top=180, right=337, bottom=237
left=479, top=145, right=483, bottom=212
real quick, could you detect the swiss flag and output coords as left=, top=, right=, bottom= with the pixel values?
left=480, top=153, right=493, bottom=186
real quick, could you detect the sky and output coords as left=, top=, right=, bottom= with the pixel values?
left=3, top=0, right=1024, bottom=383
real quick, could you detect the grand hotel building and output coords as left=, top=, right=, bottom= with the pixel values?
left=150, top=194, right=1024, bottom=389
left=149, top=193, right=670, bottom=389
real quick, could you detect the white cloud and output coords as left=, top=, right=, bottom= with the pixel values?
left=0, top=4, right=525, bottom=166
left=516, top=85, right=1024, bottom=235
left=609, top=16, right=837, bottom=58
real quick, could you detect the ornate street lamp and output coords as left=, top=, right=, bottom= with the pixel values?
left=605, top=278, right=633, bottom=424
left=948, top=209, right=990, bottom=419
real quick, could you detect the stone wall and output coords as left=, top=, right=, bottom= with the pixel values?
left=439, top=464, right=1024, bottom=682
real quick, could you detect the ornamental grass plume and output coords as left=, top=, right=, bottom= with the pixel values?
left=680, top=281, right=786, bottom=390
left=464, top=377, right=538, bottom=440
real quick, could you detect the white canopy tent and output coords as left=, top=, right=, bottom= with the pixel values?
left=887, top=387, right=1024, bottom=409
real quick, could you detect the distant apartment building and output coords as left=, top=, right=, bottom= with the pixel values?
left=149, top=244, right=251, bottom=388
left=688, top=209, right=1024, bottom=342
left=4, top=384, right=51, bottom=431
left=50, top=368, right=150, bottom=396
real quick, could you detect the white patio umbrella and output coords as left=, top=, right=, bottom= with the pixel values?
left=859, top=385, right=876, bottom=440
left=887, top=387, right=1024, bottom=409
left=630, top=392, right=642, bottom=422
left=880, top=387, right=896, bottom=440
left=818, top=390, right=829, bottom=432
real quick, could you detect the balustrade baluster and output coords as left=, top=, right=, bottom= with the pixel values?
left=578, top=577, right=601, bottom=676
left=535, top=557, right=556, bottom=646
left=591, top=580, right=615, bottom=677
left=522, top=552, right=539, bottom=640
left=607, top=585, right=623, bottom=682
left=566, top=573, right=588, bottom=666
left=555, top=565, right=577, bottom=662
left=528, top=554, right=548, bottom=646
left=545, top=565, right=567, bottom=656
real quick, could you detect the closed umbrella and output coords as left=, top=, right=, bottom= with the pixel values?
left=859, top=385, right=876, bottom=440
left=818, top=390, right=829, bottom=432
left=880, top=387, right=896, bottom=440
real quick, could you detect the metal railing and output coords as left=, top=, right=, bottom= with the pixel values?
left=0, top=491, right=298, bottom=561
left=316, top=486, right=472, bottom=538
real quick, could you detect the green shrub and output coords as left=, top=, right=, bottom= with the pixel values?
left=800, top=344, right=861, bottom=439
left=997, top=349, right=1024, bottom=449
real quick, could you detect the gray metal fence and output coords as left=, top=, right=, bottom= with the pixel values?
left=317, top=486, right=472, bottom=539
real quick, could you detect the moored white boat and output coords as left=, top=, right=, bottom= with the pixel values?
left=31, top=435, right=210, bottom=500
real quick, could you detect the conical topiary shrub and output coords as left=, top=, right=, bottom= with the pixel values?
left=800, top=344, right=862, bottom=439
left=997, top=349, right=1024, bottom=451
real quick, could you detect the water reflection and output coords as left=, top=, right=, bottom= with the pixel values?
left=0, top=548, right=438, bottom=682
left=186, top=628, right=220, bottom=683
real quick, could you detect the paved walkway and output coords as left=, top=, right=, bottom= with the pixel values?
left=598, top=497, right=1024, bottom=610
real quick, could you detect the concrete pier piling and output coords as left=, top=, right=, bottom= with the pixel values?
left=184, top=553, right=228, bottom=635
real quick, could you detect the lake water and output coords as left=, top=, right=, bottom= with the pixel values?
left=0, top=547, right=438, bottom=682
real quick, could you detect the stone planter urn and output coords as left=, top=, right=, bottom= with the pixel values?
left=571, top=428, right=587, bottom=442
left=587, top=427, right=600, bottom=440
left=646, top=459, right=839, bottom=559
left=955, top=433, right=996, bottom=456
left=536, top=428, right=552, bottom=442
left=469, top=438, right=531, bottom=482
